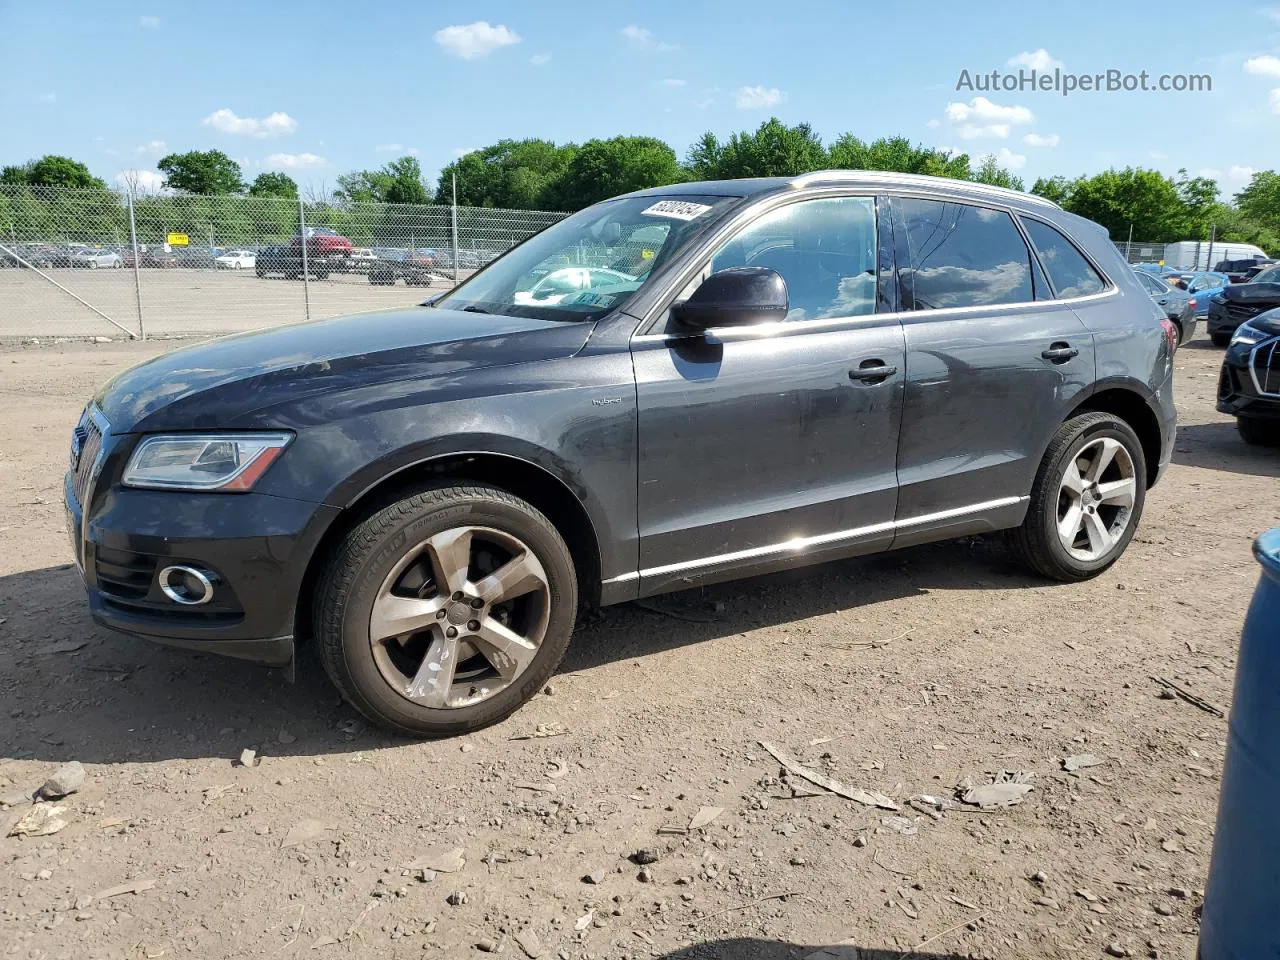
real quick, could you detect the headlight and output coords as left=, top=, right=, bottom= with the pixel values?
left=123, top=433, right=292, bottom=491
left=1231, top=322, right=1272, bottom=347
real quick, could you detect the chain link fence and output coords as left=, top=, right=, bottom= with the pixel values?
left=0, top=185, right=567, bottom=340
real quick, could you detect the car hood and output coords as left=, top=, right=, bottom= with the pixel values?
left=95, top=307, right=595, bottom=433
left=1221, top=282, right=1280, bottom=303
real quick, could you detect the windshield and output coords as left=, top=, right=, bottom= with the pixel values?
left=436, top=194, right=740, bottom=321
left=1253, top=265, right=1280, bottom=283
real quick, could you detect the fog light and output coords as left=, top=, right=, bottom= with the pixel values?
left=158, top=565, right=215, bottom=605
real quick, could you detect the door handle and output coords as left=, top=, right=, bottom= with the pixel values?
left=848, top=359, right=898, bottom=382
left=1041, top=344, right=1079, bottom=364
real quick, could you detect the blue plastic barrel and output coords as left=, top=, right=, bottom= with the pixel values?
left=1199, top=529, right=1280, bottom=960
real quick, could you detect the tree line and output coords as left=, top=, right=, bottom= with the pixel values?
left=7, top=117, right=1280, bottom=252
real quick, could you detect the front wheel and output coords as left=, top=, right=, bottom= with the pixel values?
left=1238, top=417, right=1280, bottom=447
left=314, top=484, right=578, bottom=737
left=1009, top=412, right=1147, bottom=581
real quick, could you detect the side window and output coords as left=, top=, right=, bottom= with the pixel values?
left=897, top=198, right=1034, bottom=310
left=1022, top=218, right=1107, bottom=299
left=708, top=196, right=878, bottom=321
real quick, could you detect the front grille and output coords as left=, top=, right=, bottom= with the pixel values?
left=71, top=411, right=104, bottom=505
left=1227, top=302, right=1263, bottom=325
left=1251, top=337, right=1280, bottom=398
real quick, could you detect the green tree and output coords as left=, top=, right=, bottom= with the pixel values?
left=333, top=169, right=392, bottom=204
left=828, top=135, right=970, bottom=179
left=1235, top=170, right=1280, bottom=233
left=972, top=154, right=1024, bottom=191
left=1030, top=175, right=1073, bottom=205
left=1058, top=167, right=1183, bottom=240
left=545, top=136, right=682, bottom=210
left=684, top=132, right=724, bottom=180
left=381, top=156, right=432, bottom=205
left=1173, top=168, right=1219, bottom=238
left=437, top=139, right=577, bottom=209
left=0, top=155, right=106, bottom=189
left=248, top=171, right=298, bottom=199
left=690, top=118, right=827, bottom=180
left=157, top=150, right=245, bottom=195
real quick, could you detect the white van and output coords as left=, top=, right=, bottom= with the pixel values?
left=1163, top=240, right=1269, bottom=270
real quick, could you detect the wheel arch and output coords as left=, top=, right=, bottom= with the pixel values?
left=294, top=450, right=604, bottom=647
left=1067, top=385, right=1163, bottom=488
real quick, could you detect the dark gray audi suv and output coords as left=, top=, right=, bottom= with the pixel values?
left=65, top=171, right=1178, bottom=736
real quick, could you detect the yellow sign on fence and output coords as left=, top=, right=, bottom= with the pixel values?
left=166, top=232, right=189, bottom=247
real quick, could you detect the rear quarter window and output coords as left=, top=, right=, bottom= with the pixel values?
left=1021, top=218, right=1107, bottom=299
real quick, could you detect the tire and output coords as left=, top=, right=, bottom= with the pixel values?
left=233, top=262, right=242, bottom=270
left=313, top=484, right=578, bottom=737
left=88, top=261, right=98, bottom=269
left=1211, top=331, right=1231, bottom=347
left=1237, top=417, right=1280, bottom=447
left=1009, top=412, right=1147, bottom=582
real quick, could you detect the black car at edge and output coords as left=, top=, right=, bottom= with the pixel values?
left=1217, top=307, right=1280, bottom=446
left=66, top=171, right=1178, bottom=737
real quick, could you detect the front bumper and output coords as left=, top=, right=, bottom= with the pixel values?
left=65, top=443, right=339, bottom=666
left=1217, top=338, right=1280, bottom=421
left=1208, top=300, right=1274, bottom=336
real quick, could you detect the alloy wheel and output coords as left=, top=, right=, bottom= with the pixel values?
left=368, top=526, right=550, bottom=709
left=1056, top=437, right=1137, bottom=562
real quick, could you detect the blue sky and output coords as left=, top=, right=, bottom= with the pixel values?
left=3, top=1, right=1280, bottom=201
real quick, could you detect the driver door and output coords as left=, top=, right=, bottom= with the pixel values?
left=630, top=194, right=906, bottom=594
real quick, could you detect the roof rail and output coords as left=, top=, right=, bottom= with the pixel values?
left=789, top=170, right=1061, bottom=209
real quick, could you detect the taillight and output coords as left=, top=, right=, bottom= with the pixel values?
left=1161, top=318, right=1179, bottom=353
left=1189, top=298, right=1197, bottom=310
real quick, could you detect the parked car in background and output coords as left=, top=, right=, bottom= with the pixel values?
left=1166, top=240, right=1268, bottom=271
left=70, top=249, right=122, bottom=269
left=1179, top=271, right=1230, bottom=318
left=346, top=248, right=378, bottom=272
left=368, top=249, right=437, bottom=286
left=256, top=244, right=329, bottom=280
left=64, top=171, right=1179, bottom=736
left=292, top=227, right=352, bottom=261
left=177, top=247, right=219, bottom=269
left=215, top=249, right=256, bottom=270
left=1215, top=257, right=1275, bottom=283
left=1133, top=268, right=1196, bottom=344
left=1208, top=264, right=1280, bottom=345
left=124, top=246, right=179, bottom=269
left=1217, top=307, right=1280, bottom=445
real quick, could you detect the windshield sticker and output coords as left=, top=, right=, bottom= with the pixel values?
left=641, top=200, right=713, bottom=221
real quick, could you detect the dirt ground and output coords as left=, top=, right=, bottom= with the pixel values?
left=1, top=331, right=1275, bottom=960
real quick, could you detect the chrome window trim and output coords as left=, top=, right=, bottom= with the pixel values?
left=602, top=495, right=1027, bottom=584
left=631, top=188, right=1120, bottom=344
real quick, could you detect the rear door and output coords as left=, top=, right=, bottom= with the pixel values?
left=889, top=195, right=1096, bottom=540
left=630, top=194, right=906, bottom=592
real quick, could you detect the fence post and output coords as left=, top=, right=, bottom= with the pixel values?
left=1207, top=224, right=1217, bottom=272
left=127, top=187, right=146, bottom=340
left=452, top=173, right=460, bottom=283
left=1125, top=223, right=1133, bottom=263
left=298, top=197, right=311, bottom=321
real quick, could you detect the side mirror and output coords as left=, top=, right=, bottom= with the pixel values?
left=670, top=266, right=788, bottom=331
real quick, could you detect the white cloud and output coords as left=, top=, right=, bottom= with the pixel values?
left=690, top=97, right=715, bottom=109
left=936, top=145, right=963, bottom=156
left=139, top=15, right=159, bottom=28
left=452, top=147, right=480, bottom=158
left=530, top=53, right=552, bottom=66
left=202, top=108, right=297, bottom=138
left=1148, top=149, right=1168, bottom=160
left=1228, top=164, right=1257, bottom=185
left=1022, top=132, right=1060, bottom=147
left=1245, top=54, right=1280, bottom=77
left=1270, top=87, right=1280, bottom=113
left=942, top=96, right=1034, bottom=139
left=114, top=169, right=166, bottom=193
left=926, top=118, right=940, bottom=129
left=995, top=147, right=1027, bottom=170
left=1007, top=49, right=1062, bottom=71
left=375, top=143, right=420, bottom=155
left=621, top=24, right=676, bottom=52
left=134, top=138, right=167, bottom=155
left=1264, top=6, right=1280, bottom=21
left=433, top=22, right=520, bottom=60
left=265, top=152, right=325, bottom=169
left=1199, top=167, right=1222, bottom=179
left=735, top=85, right=784, bottom=109
left=661, top=78, right=686, bottom=87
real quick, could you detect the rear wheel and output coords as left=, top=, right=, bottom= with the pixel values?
left=1211, top=331, right=1231, bottom=347
left=1237, top=417, right=1280, bottom=447
left=1009, top=412, right=1147, bottom=581
left=314, top=484, right=577, bottom=737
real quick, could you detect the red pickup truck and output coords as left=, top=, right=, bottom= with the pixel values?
left=291, top=227, right=353, bottom=260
